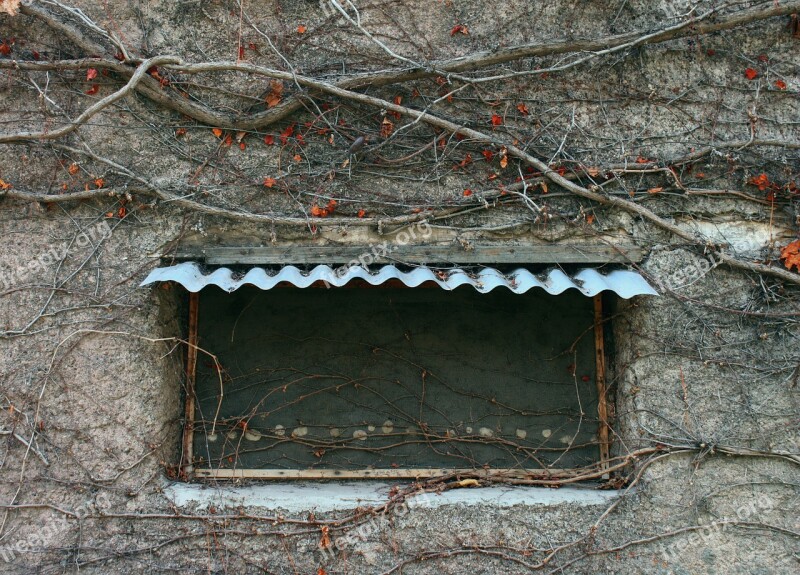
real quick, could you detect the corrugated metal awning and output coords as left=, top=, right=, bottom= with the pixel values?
left=141, top=262, right=658, bottom=298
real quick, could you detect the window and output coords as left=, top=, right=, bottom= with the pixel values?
left=143, top=248, right=656, bottom=481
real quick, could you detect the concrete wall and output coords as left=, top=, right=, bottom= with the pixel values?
left=0, top=1, right=798, bottom=573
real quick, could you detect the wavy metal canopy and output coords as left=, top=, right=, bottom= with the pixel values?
left=141, top=262, right=658, bottom=298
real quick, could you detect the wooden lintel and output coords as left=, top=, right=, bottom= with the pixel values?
left=173, top=243, right=643, bottom=265
left=193, top=467, right=582, bottom=480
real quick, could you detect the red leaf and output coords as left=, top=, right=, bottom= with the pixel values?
left=490, top=114, right=503, bottom=126
left=212, top=127, right=223, bottom=138
left=781, top=240, right=800, bottom=272
left=264, top=134, right=275, bottom=146
left=450, top=24, right=469, bottom=36
left=85, top=84, right=99, bottom=95
left=516, top=102, right=529, bottom=116
left=774, top=79, right=787, bottom=90
left=86, top=68, right=98, bottom=81
left=263, top=177, right=277, bottom=188
left=481, top=150, right=494, bottom=162
left=357, top=209, right=366, bottom=218
left=744, top=68, right=758, bottom=80
left=0, top=42, right=11, bottom=56
left=297, top=25, right=307, bottom=34
left=238, top=45, right=246, bottom=60
left=462, top=189, right=473, bottom=196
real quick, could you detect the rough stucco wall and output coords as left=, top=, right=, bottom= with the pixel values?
left=1, top=0, right=799, bottom=574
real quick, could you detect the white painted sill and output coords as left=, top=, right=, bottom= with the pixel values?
left=163, top=481, right=621, bottom=514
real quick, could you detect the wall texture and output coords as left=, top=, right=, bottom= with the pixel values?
left=0, top=1, right=798, bottom=573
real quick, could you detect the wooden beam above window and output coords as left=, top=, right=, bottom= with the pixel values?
left=173, top=243, right=643, bottom=265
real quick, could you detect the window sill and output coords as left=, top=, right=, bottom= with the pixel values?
left=163, top=481, right=622, bottom=514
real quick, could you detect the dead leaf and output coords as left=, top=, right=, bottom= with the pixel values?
left=264, top=80, right=283, bottom=108
left=457, top=479, right=480, bottom=487
left=212, top=128, right=223, bottom=138
left=744, top=67, right=758, bottom=80
left=781, top=240, right=800, bottom=272
left=357, top=209, right=366, bottom=218
left=380, top=117, right=394, bottom=138
left=264, top=134, right=274, bottom=146
left=516, top=102, right=529, bottom=116
left=490, top=113, right=503, bottom=126
left=94, top=178, right=104, bottom=188
left=462, top=189, right=473, bottom=196
left=499, top=146, right=508, bottom=169
left=0, top=0, right=21, bottom=17
left=774, top=79, right=787, bottom=90
left=0, top=178, right=12, bottom=190
left=85, top=84, right=100, bottom=95
left=647, top=187, right=664, bottom=194
left=297, top=25, right=307, bottom=34
left=450, top=24, right=469, bottom=36
left=68, top=163, right=79, bottom=176
left=263, top=177, right=277, bottom=188
left=86, top=68, right=98, bottom=81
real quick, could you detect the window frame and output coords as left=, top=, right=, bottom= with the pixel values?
left=178, top=282, right=614, bottom=482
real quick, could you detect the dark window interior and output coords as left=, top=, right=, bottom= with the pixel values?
left=191, top=285, right=603, bottom=475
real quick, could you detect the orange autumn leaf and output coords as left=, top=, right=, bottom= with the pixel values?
left=586, top=213, right=595, bottom=225
left=450, top=24, right=468, bottom=36
left=86, top=68, right=98, bottom=81
left=265, top=80, right=283, bottom=108
left=318, top=569, right=327, bottom=575
left=293, top=154, right=302, bottom=162
left=310, top=204, right=326, bottom=217
left=94, top=178, right=104, bottom=188
left=297, top=25, right=307, bottom=34
left=635, top=156, right=651, bottom=164
left=457, top=153, right=472, bottom=168
left=462, top=189, right=473, bottom=196
left=279, top=123, right=295, bottom=145
left=516, top=102, right=529, bottom=116
left=499, top=147, right=508, bottom=169
left=263, top=177, right=277, bottom=188
left=117, top=205, right=127, bottom=218
left=647, top=187, right=664, bottom=194
left=490, top=113, right=503, bottom=126
left=85, top=84, right=99, bottom=95
left=175, top=127, right=187, bottom=137
left=748, top=173, right=771, bottom=191
left=212, top=127, right=223, bottom=138
left=774, top=79, right=787, bottom=90
left=781, top=240, right=800, bottom=272
left=68, top=163, right=79, bottom=175
left=0, top=178, right=12, bottom=190
left=223, top=134, right=233, bottom=146
left=540, top=181, right=548, bottom=194
left=357, top=209, right=366, bottom=218
left=380, top=117, right=394, bottom=138
left=744, top=67, right=758, bottom=80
